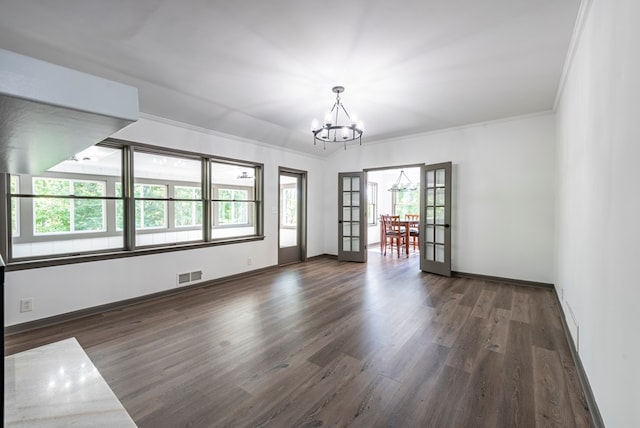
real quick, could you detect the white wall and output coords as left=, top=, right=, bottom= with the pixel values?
left=324, top=113, right=557, bottom=284
left=5, top=112, right=557, bottom=326
left=555, top=0, right=640, bottom=426
left=4, top=116, right=326, bottom=326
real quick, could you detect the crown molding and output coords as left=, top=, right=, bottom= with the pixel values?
left=553, top=0, right=595, bottom=111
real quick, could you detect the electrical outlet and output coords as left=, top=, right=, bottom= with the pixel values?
left=247, top=257, right=252, bottom=266
left=20, top=298, right=34, bottom=313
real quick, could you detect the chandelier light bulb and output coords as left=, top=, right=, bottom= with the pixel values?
left=342, top=127, right=349, bottom=139
left=311, top=119, right=319, bottom=131
left=324, top=112, right=332, bottom=126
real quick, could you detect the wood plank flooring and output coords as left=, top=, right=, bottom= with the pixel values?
left=4, top=253, right=594, bottom=427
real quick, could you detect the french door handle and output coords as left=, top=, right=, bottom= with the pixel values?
left=338, top=220, right=343, bottom=224
left=444, top=224, right=450, bottom=228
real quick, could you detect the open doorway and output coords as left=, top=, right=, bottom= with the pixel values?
left=366, top=166, right=421, bottom=251
left=278, top=167, right=307, bottom=265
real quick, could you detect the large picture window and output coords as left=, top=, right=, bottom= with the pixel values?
left=4, top=142, right=263, bottom=263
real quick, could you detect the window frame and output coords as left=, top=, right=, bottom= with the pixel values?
left=10, top=175, right=20, bottom=238
left=1, top=139, right=265, bottom=268
left=367, top=181, right=378, bottom=226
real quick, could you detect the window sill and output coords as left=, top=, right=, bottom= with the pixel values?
left=5, top=235, right=266, bottom=272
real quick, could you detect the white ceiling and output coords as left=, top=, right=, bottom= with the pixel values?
left=0, top=0, right=580, bottom=157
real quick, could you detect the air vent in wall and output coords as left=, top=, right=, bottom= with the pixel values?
left=177, top=273, right=191, bottom=285
left=191, top=270, right=202, bottom=281
left=176, top=270, right=203, bottom=286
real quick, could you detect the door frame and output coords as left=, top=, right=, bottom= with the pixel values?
left=364, top=163, right=425, bottom=252
left=278, top=167, right=307, bottom=265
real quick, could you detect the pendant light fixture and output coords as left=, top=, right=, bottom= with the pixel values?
left=388, top=170, right=418, bottom=192
left=311, top=86, right=364, bottom=150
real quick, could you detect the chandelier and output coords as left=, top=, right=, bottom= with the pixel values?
left=311, top=86, right=364, bottom=149
left=388, top=170, right=418, bottom=192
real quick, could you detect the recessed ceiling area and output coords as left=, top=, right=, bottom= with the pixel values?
left=0, top=0, right=581, bottom=156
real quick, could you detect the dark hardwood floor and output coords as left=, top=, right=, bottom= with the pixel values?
left=5, top=252, right=593, bottom=427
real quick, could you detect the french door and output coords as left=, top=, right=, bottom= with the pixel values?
left=420, top=162, right=452, bottom=276
left=338, top=172, right=367, bottom=262
left=278, top=168, right=306, bottom=265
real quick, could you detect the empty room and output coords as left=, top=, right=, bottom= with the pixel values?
left=1, top=1, right=638, bottom=427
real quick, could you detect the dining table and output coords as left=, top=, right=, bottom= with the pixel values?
left=380, top=217, right=419, bottom=256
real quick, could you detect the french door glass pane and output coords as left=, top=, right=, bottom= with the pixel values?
left=351, top=177, right=360, bottom=191
left=426, top=244, right=435, bottom=261
left=426, top=225, right=435, bottom=242
left=427, top=171, right=435, bottom=187
left=351, top=207, right=360, bottom=219
left=435, top=226, right=445, bottom=244
left=343, top=177, right=352, bottom=191
left=343, top=207, right=351, bottom=221
left=343, top=237, right=351, bottom=251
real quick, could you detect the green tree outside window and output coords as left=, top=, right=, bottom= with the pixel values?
left=175, top=186, right=202, bottom=227
left=218, top=188, right=249, bottom=225
left=393, top=189, right=420, bottom=219
left=32, top=177, right=105, bottom=234
left=115, top=183, right=168, bottom=230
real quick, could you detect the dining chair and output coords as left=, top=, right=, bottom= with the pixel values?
left=405, top=214, right=420, bottom=252
left=382, top=215, right=407, bottom=257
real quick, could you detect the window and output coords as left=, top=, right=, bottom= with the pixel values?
left=32, top=177, right=106, bottom=234
left=281, top=186, right=297, bottom=227
left=175, top=186, right=202, bottom=227
left=10, top=175, right=19, bottom=237
left=367, top=182, right=378, bottom=225
left=3, top=142, right=263, bottom=262
left=134, top=183, right=168, bottom=229
left=393, top=189, right=419, bottom=219
left=9, top=145, right=123, bottom=259
left=133, top=151, right=201, bottom=246
left=217, top=188, right=249, bottom=225
left=211, top=162, right=259, bottom=239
